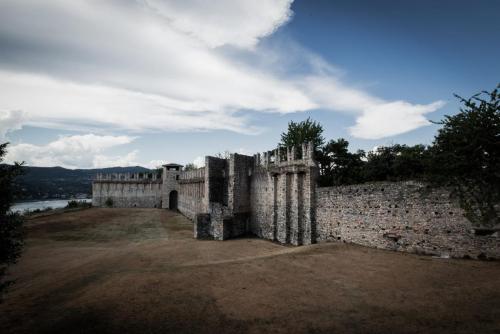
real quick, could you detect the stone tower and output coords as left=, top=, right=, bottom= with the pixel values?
left=161, top=163, right=183, bottom=210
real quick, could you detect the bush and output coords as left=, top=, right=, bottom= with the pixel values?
left=428, top=85, right=500, bottom=227
left=66, top=200, right=91, bottom=209
left=0, top=213, right=24, bottom=294
left=105, top=198, right=114, bottom=208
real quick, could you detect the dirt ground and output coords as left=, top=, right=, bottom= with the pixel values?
left=1, top=208, right=499, bottom=334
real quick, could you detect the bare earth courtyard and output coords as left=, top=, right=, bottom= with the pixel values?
left=1, top=209, right=499, bottom=334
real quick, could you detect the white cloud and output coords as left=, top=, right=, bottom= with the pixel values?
left=5, top=134, right=137, bottom=168
left=147, top=159, right=168, bottom=169
left=193, top=156, right=206, bottom=168
left=93, top=151, right=139, bottom=169
left=300, top=75, right=446, bottom=139
left=0, top=110, right=26, bottom=139
left=143, top=0, right=293, bottom=48
left=0, top=0, right=312, bottom=135
left=0, top=71, right=261, bottom=134
left=0, top=0, right=446, bottom=148
left=349, top=100, right=446, bottom=139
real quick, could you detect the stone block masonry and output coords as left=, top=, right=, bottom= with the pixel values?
left=92, top=143, right=499, bottom=259
left=316, top=181, right=499, bottom=259
left=177, top=167, right=205, bottom=220
left=92, top=172, right=162, bottom=208
left=249, top=143, right=317, bottom=245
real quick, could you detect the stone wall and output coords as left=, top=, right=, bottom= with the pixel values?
left=204, top=156, right=228, bottom=207
left=315, top=181, right=499, bottom=259
left=93, top=172, right=162, bottom=208
left=249, top=166, right=275, bottom=240
left=178, top=168, right=205, bottom=220
left=92, top=144, right=498, bottom=260
left=248, top=143, right=317, bottom=245
left=226, top=154, right=254, bottom=237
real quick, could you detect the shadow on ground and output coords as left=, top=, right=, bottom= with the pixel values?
left=1, top=208, right=499, bottom=334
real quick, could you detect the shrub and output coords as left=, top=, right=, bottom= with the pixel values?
left=105, top=197, right=114, bottom=208
left=66, top=200, right=91, bottom=209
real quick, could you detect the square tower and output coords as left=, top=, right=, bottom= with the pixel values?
left=161, top=163, right=183, bottom=210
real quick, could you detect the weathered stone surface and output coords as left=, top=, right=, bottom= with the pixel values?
left=315, top=181, right=500, bottom=259
left=92, top=144, right=499, bottom=259
left=194, top=213, right=211, bottom=239
left=92, top=179, right=162, bottom=208
left=177, top=168, right=205, bottom=220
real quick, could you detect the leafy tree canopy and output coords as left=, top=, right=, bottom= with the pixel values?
left=184, top=163, right=198, bottom=171
left=280, top=117, right=325, bottom=150
left=428, top=84, right=500, bottom=226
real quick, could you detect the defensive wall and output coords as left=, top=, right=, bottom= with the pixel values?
left=92, top=143, right=499, bottom=259
left=315, top=181, right=499, bottom=259
left=92, top=172, right=162, bottom=208
left=177, top=167, right=205, bottom=220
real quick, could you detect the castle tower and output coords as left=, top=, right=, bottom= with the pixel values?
left=161, top=163, right=183, bottom=210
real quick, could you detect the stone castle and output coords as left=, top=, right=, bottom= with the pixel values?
left=93, top=143, right=499, bottom=259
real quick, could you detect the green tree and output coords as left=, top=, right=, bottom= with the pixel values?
left=184, top=163, right=197, bottom=171
left=392, top=144, right=429, bottom=180
left=428, top=84, right=500, bottom=227
left=280, top=117, right=325, bottom=150
left=318, top=138, right=365, bottom=186
left=0, top=143, right=25, bottom=296
left=362, top=146, right=398, bottom=181
left=362, top=144, right=429, bottom=182
left=214, top=150, right=231, bottom=159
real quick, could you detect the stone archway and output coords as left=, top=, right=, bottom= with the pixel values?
left=169, top=190, right=178, bottom=210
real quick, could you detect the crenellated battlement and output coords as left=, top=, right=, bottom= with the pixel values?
left=94, top=172, right=162, bottom=183
left=253, top=141, right=315, bottom=168
left=179, top=167, right=205, bottom=181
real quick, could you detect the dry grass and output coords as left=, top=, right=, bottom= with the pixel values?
left=1, top=208, right=499, bottom=334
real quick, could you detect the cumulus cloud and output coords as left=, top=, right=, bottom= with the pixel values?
left=349, top=100, right=446, bottom=139
left=142, top=0, right=293, bottom=48
left=300, top=75, right=445, bottom=139
left=0, top=110, right=26, bottom=139
left=0, top=0, right=445, bottom=148
left=5, top=134, right=138, bottom=169
left=0, top=0, right=312, bottom=135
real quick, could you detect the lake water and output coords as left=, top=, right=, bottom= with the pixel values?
left=11, top=199, right=92, bottom=213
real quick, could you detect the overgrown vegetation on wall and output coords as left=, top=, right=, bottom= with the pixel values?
left=281, top=84, right=500, bottom=227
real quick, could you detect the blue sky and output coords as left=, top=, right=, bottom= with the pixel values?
left=0, top=0, right=498, bottom=169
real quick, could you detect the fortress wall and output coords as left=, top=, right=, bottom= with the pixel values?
left=178, top=167, right=205, bottom=220
left=204, top=156, right=228, bottom=207
left=249, top=166, right=275, bottom=240
left=92, top=181, right=162, bottom=208
left=249, top=144, right=317, bottom=245
left=226, top=154, right=254, bottom=237
left=315, top=181, right=500, bottom=259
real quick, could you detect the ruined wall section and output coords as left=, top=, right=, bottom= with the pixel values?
left=249, top=143, right=318, bottom=245
left=204, top=156, right=228, bottom=209
left=249, top=166, right=275, bottom=240
left=225, top=154, right=254, bottom=237
left=178, top=167, right=205, bottom=220
left=316, top=181, right=500, bottom=259
left=194, top=156, right=229, bottom=240
left=93, top=173, right=162, bottom=208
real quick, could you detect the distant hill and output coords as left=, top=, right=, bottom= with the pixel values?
left=11, top=165, right=151, bottom=201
